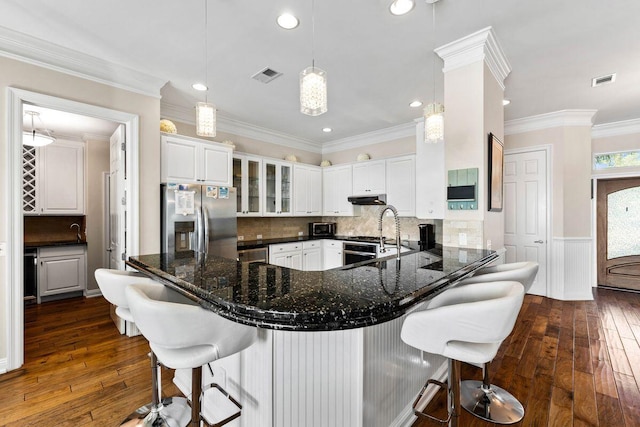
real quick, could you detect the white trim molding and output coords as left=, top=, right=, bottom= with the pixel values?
left=592, top=117, right=640, bottom=139
left=505, top=110, right=598, bottom=135
left=0, top=27, right=166, bottom=99
left=551, top=237, right=594, bottom=301
left=321, top=121, right=416, bottom=154
left=0, top=357, right=7, bottom=374
left=435, top=26, right=512, bottom=90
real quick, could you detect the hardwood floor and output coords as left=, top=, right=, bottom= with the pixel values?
left=2, top=288, right=640, bottom=426
left=413, top=288, right=640, bottom=427
left=0, top=296, right=181, bottom=426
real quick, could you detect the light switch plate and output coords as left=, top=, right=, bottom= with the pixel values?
left=257, top=234, right=263, bottom=239
left=459, top=233, right=467, bottom=246
left=238, top=235, right=244, bottom=241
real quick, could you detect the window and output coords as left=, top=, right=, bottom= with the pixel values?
left=594, top=151, right=640, bottom=170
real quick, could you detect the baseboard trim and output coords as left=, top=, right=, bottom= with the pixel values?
left=0, top=357, right=8, bottom=374
left=84, top=288, right=102, bottom=298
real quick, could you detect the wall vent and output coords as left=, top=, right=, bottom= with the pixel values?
left=251, top=67, right=283, bottom=84
left=591, top=73, right=616, bottom=87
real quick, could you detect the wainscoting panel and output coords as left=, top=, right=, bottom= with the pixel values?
left=551, top=237, right=594, bottom=300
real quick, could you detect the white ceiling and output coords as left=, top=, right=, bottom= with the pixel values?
left=22, top=104, right=119, bottom=141
left=3, top=0, right=640, bottom=144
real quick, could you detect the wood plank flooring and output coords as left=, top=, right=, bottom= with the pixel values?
left=413, top=288, right=640, bottom=427
left=0, top=296, right=181, bottom=426
left=2, top=288, right=640, bottom=426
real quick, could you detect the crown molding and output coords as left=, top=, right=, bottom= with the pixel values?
left=161, top=102, right=322, bottom=154
left=435, top=26, right=512, bottom=90
left=0, top=26, right=166, bottom=99
left=321, top=122, right=416, bottom=154
left=504, top=110, right=598, bottom=135
left=591, top=118, right=640, bottom=139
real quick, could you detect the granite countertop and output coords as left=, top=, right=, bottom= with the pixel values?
left=127, top=243, right=496, bottom=331
left=25, top=240, right=88, bottom=249
left=237, top=234, right=418, bottom=250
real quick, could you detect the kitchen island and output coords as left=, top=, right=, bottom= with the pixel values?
left=127, top=244, right=497, bottom=427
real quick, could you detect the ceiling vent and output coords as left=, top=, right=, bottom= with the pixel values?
left=251, top=67, right=283, bottom=84
left=591, top=73, right=616, bottom=87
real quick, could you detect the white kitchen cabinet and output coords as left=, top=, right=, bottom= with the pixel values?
left=352, top=160, right=386, bottom=196
left=233, top=154, right=262, bottom=216
left=386, top=155, right=416, bottom=217
left=269, top=242, right=303, bottom=269
left=322, top=240, right=344, bottom=269
left=322, top=164, right=354, bottom=216
left=415, top=121, right=445, bottom=219
left=38, top=245, right=86, bottom=302
left=161, top=134, right=232, bottom=186
left=302, top=241, right=322, bottom=271
left=23, top=140, right=85, bottom=215
left=263, top=160, right=293, bottom=216
left=293, top=164, right=322, bottom=216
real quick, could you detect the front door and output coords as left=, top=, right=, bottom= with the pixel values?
left=503, top=149, right=547, bottom=295
left=597, top=177, right=640, bottom=290
left=109, top=125, right=126, bottom=270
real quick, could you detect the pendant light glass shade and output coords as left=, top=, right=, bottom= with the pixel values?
left=196, top=102, right=217, bottom=137
left=300, top=66, right=327, bottom=116
left=424, top=102, right=444, bottom=143
left=23, top=131, right=55, bottom=147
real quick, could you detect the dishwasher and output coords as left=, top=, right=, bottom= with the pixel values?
left=24, top=248, right=37, bottom=303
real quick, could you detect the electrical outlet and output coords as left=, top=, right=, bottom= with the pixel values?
left=459, top=233, right=467, bottom=246
left=237, top=235, right=244, bottom=241
left=486, top=239, right=492, bottom=250
left=257, top=234, right=263, bottom=239
left=298, top=231, right=303, bottom=236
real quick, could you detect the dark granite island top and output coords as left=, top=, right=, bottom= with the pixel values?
left=126, top=244, right=497, bottom=331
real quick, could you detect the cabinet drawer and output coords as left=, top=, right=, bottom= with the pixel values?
left=302, top=241, right=321, bottom=249
left=39, top=245, right=85, bottom=258
left=270, top=243, right=302, bottom=253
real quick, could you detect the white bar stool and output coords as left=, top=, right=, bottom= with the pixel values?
left=126, top=282, right=258, bottom=427
left=455, top=261, right=538, bottom=424
left=95, top=268, right=191, bottom=427
left=401, top=281, right=525, bottom=427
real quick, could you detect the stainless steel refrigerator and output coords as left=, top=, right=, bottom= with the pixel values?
left=161, top=184, right=237, bottom=260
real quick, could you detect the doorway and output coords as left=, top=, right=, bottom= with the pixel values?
left=597, top=177, right=640, bottom=290
left=5, top=87, right=141, bottom=372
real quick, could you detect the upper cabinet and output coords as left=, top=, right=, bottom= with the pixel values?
left=386, top=155, right=416, bottom=217
left=23, top=140, right=85, bottom=215
left=322, top=164, right=353, bottom=216
left=161, top=134, right=232, bottom=186
left=263, top=160, right=293, bottom=216
left=352, top=160, right=386, bottom=196
left=233, top=154, right=262, bottom=216
left=293, top=164, right=322, bottom=216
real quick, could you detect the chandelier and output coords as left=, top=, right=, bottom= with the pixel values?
left=424, top=0, right=444, bottom=143
left=300, top=0, right=327, bottom=116
left=195, top=0, right=216, bottom=137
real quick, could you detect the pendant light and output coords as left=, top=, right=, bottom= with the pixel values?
left=424, top=0, right=444, bottom=143
left=23, top=111, right=55, bottom=147
left=300, top=0, right=327, bottom=116
left=196, top=0, right=216, bottom=137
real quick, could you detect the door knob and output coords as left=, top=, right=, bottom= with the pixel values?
left=534, top=240, right=544, bottom=244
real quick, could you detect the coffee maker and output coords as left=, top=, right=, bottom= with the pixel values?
left=418, top=224, right=436, bottom=250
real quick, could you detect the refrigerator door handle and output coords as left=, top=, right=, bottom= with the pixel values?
left=202, top=205, right=210, bottom=256
left=194, top=206, right=203, bottom=253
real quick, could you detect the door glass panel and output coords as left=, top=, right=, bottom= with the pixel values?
left=248, top=159, right=260, bottom=213
left=233, top=158, right=242, bottom=213
left=266, top=163, right=276, bottom=213
left=281, top=165, right=291, bottom=213
left=607, top=186, right=640, bottom=259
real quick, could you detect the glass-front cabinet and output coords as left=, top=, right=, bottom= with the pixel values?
left=233, top=154, right=262, bottom=216
left=263, top=160, right=292, bottom=216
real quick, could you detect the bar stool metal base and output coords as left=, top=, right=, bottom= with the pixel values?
left=460, top=380, right=524, bottom=425
left=119, top=396, right=191, bottom=427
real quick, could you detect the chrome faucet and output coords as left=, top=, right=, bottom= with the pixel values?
left=70, top=223, right=81, bottom=242
left=378, top=205, right=401, bottom=260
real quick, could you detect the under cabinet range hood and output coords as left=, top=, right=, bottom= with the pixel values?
left=347, top=194, right=387, bottom=205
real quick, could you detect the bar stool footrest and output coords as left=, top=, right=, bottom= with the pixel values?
left=201, top=383, right=242, bottom=427
left=412, top=378, right=452, bottom=425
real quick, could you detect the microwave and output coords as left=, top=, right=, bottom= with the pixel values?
left=309, top=222, right=336, bottom=237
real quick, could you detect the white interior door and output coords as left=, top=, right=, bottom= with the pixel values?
left=109, top=125, right=126, bottom=270
left=504, top=149, right=548, bottom=295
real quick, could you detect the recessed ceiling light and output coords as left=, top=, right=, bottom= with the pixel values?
left=277, top=13, right=299, bottom=30
left=502, top=99, right=511, bottom=106
left=322, top=127, right=332, bottom=133
left=409, top=100, right=423, bottom=108
left=389, top=0, right=415, bottom=16
left=192, top=83, right=208, bottom=91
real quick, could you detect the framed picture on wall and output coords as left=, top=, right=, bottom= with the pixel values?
left=488, top=133, right=504, bottom=212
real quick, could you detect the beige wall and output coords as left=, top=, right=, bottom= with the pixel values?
left=592, top=132, right=640, bottom=176
left=322, top=136, right=415, bottom=165
left=504, top=125, right=592, bottom=237
left=0, top=56, right=161, bottom=362
left=172, top=120, right=322, bottom=165
left=85, top=138, right=110, bottom=291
